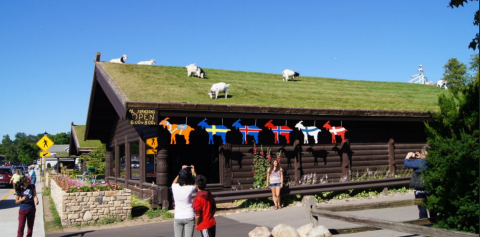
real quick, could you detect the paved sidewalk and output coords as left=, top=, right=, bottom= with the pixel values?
left=0, top=169, right=45, bottom=237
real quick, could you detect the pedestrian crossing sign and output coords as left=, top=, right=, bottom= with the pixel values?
left=36, top=135, right=54, bottom=151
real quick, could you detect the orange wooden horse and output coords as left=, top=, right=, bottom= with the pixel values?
left=159, top=117, right=195, bottom=144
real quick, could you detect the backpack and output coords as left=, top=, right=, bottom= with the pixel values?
left=409, top=172, right=425, bottom=190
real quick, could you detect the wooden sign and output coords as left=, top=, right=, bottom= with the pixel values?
left=146, top=137, right=158, bottom=149
left=147, top=149, right=157, bottom=155
left=128, top=109, right=157, bottom=125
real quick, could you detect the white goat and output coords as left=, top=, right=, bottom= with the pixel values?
left=110, top=54, right=128, bottom=63
left=282, top=69, right=300, bottom=81
left=208, top=82, right=230, bottom=99
left=137, top=59, right=156, bottom=65
left=436, top=80, right=448, bottom=89
left=186, top=63, right=206, bottom=78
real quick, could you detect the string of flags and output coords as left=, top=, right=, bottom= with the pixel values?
left=158, top=117, right=348, bottom=145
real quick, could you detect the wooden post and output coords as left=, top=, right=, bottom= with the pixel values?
left=302, top=195, right=318, bottom=227
left=341, top=139, right=350, bottom=180
left=294, top=139, right=300, bottom=183
left=220, top=143, right=232, bottom=190
left=388, top=138, right=395, bottom=176
left=95, top=52, right=101, bottom=62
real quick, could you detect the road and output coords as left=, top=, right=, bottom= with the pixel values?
left=0, top=170, right=45, bottom=237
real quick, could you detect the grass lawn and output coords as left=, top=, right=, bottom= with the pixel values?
left=100, top=62, right=442, bottom=112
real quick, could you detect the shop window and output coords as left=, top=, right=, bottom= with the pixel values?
left=119, top=144, right=126, bottom=179
left=130, top=141, right=140, bottom=180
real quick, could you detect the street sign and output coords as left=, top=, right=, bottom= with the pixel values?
left=146, top=149, right=157, bottom=155
left=36, top=135, right=54, bottom=151
left=146, top=137, right=158, bottom=149
left=40, top=152, right=50, bottom=157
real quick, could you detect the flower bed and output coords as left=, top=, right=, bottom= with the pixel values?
left=48, top=174, right=131, bottom=226
left=52, top=175, right=123, bottom=192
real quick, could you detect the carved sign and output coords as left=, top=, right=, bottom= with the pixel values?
left=128, top=109, right=157, bottom=125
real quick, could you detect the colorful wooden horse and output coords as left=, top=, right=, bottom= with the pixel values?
left=198, top=118, right=231, bottom=144
left=159, top=117, right=195, bottom=144
left=232, top=119, right=262, bottom=144
left=295, top=121, right=321, bottom=144
left=264, top=120, right=293, bottom=144
left=322, top=121, right=347, bottom=143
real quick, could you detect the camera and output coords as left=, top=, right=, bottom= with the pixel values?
left=412, top=153, right=416, bottom=158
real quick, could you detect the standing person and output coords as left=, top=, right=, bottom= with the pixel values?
left=10, top=169, right=23, bottom=195
left=172, top=165, right=197, bottom=237
left=404, top=146, right=435, bottom=219
left=15, top=176, right=39, bottom=237
left=265, top=159, right=283, bottom=209
left=27, top=166, right=36, bottom=188
left=193, top=175, right=216, bottom=237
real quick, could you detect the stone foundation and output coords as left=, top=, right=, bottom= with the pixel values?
left=49, top=175, right=132, bottom=226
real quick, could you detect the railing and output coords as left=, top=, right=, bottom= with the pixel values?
left=303, top=196, right=478, bottom=237
left=212, top=177, right=410, bottom=202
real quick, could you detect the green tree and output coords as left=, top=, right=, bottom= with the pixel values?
left=79, top=147, right=106, bottom=175
left=2, top=134, right=18, bottom=163
left=442, top=58, right=469, bottom=92
left=449, top=0, right=480, bottom=50
left=50, top=132, right=70, bottom=144
left=424, top=56, right=479, bottom=233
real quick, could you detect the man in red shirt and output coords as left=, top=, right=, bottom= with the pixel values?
left=192, top=175, right=216, bottom=237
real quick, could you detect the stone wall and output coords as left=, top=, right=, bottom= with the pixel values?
left=48, top=175, right=132, bottom=226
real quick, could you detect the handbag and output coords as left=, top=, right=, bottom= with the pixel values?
left=409, top=172, right=425, bottom=190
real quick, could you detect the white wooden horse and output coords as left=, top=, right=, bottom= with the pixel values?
left=295, top=121, right=321, bottom=144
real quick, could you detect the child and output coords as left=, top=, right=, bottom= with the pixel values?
left=192, top=175, right=216, bottom=237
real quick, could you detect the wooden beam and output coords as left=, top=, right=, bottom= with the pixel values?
left=304, top=196, right=477, bottom=237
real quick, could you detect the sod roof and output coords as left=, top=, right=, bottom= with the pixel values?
left=98, top=62, right=442, bottom=115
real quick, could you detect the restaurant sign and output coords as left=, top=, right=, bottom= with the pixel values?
left=128, top=109, right=157, bottom=125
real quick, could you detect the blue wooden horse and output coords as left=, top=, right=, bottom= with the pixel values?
left=232, top=119, right=262, bottom=144
left=198, top=118, right=231, bottom=144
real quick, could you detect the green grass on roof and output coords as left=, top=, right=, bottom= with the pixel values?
left=100, top=62, right=442, bottom=112
left=73, top=125, right=103, bottom=147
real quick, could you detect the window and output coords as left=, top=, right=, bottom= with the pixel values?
left=119, top=144, right=126, bottom=179
left=130, top=141, right=140, bottom=180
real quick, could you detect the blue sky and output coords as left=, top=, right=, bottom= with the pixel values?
left=0, top=0, right=478, bottom=139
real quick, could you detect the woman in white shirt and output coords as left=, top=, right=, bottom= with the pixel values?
left=265, top=159, right=283, bottom=210
left=172, top=165, right=197, bottom=237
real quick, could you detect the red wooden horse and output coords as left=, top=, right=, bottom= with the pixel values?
left=322, top=121, right=347, bottom=143
left=159, top=117, right=195, bottom=144
left=264, top=120, right=293, bottom=144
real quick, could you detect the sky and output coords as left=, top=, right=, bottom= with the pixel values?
left=0, top=0, right=478, bottom=140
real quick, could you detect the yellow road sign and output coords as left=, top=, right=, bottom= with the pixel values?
left=147, top=149, right=157, bottom=155
left=40, top=152, right=50, bottom=157
left=36, top=135, right=54, bottom=151
left=146, top=137, right=158, bottom=149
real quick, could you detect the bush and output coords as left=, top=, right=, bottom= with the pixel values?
left=424, top=62, right=479, bottom=233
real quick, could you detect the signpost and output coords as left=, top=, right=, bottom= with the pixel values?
left=146, top=137, right=158, bottom=177
left=37, top=134, right=54, bottom=188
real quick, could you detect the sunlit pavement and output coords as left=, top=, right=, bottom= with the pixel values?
left=0, top=170, right=44, bottom=237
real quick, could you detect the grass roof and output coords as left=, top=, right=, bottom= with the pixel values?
left=72, top=125, right=103, bottom=148
left=99, top=62, right=442, bottom=112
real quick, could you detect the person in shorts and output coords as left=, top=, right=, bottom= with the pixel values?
left=193, top=175, right=216, bottom=237
left=265, top=159, right=283, bottom=209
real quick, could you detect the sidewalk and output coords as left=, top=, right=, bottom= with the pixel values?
left=0, top=169, right=45, bottom=237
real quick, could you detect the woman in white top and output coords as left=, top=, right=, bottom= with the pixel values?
left=265, top=159, right=283, bottom=209
left=172, top=165, right=197, bottom=237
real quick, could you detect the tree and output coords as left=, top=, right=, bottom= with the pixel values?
left=442, top=58, right=469, bottom=92
left=79, top=146, right=106, bottom=175
left=1, top=135, right=16, bottom=163
left=449, top=0, right=480, bottom=50
left=50, top=132, right=70, bottom=144
left=423, top=56, right=479, bottom=233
